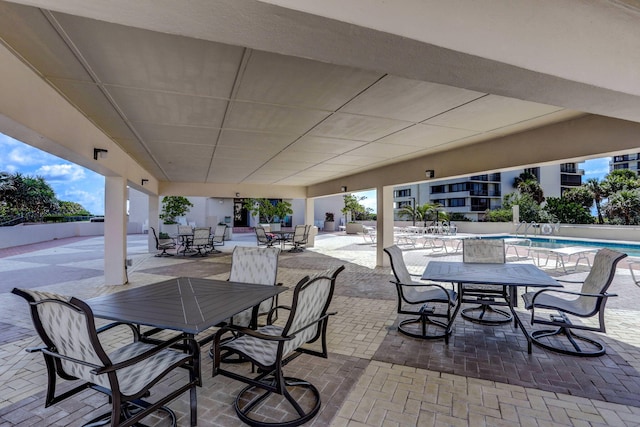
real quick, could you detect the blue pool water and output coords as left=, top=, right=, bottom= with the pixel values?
left=484, top=235, right=640, bottom=257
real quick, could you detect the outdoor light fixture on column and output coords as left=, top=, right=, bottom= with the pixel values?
left=141, top=179, right=149, bottom=186
left=425, top=169, right=435, bottom=179
left=93, top=148, right=108, bottom=160
left=341, top=186, right=347, bottom=192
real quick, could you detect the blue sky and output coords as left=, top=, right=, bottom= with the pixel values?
left=0, top=132, right=612, bottom=216
left=0, top=133, right=105, bottom=215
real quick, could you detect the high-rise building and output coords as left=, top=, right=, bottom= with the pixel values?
left=393, top=162, right=584, bottom=221
left=610, top=153, right=640, bottom=173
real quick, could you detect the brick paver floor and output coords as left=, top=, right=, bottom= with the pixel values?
left=1, top=232, right=640, bottom=426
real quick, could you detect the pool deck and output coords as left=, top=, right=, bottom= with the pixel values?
left=1, top=232, right=640, bottom=426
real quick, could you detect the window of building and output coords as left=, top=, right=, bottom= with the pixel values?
left=469, top=182, right=487, bottom=196
left=560, top=163, right=577, bottom=173
left=395, top=189, right=411, bottom=197
left=614, top=163, right=629, bottom=170
left=432, top=199, right=446, bottom=206
left=431, top=185, right=446, bottom=194
left=448, top=198, right=465, bottom=207
left=449, top=183, right=467, bottom=192
left=560, top=174, right=582, bottom=186
left=471, top=198, right=490, bottom=211
left=524, top=167, right=540, bottom=180
left=395, top=200, right=412, bottom=208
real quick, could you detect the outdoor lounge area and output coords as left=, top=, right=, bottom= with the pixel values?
left=2, top=231, right=640, bottom=426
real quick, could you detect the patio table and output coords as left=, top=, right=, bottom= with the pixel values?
left=422, top=261, right=561, bottom=353
left=88, top=277, right=287, bottom=381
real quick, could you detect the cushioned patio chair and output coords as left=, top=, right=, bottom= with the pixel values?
left=460, top=239, right=513, bottom=325
left=523, top=248, right=627, bottom=356
left=151, top=226, right=176, bottom=257
left=209, top=224, right=227, bottom=253
left=212, top=265, right=344, bottom=427
left=384, top=245, right=457, bottom=342
left=191, top=226, right=211, bottom=256
left=12, top=288, right=199, bottom=427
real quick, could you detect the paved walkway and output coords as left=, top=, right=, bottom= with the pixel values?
left=1, top=233, right=640, bottom=426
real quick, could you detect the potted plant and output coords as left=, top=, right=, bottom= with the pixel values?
left=324, top=212, right=335, bottom=231
left=342, top=194, right=366, bottom=234
left=244, top=198, right=293, bottom=232
left=160, top=196, right=193, bottom=224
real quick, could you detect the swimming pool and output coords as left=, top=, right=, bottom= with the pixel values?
left=484, top=235, right=640, bottom=258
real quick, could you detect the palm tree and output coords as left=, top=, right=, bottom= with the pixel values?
left=397, top=202, right=441, bottom=227
left=584, top=178, right=605, bottom=224
left=605, top=189, right=640, bottom=225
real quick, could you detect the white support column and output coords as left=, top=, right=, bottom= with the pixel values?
left=148, top=194, right=159, bottom=253
left=304, top=197, right=316, bottom=247
left=104, top=176, right=127, bottom=285
left=375, top=185, right=394, bottom=267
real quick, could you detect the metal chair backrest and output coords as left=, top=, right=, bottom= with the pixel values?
left=12, top=289, right=113, bottom=390
left=255, top=226, right=270, bottom=244
left=282, top=265, right=344, bottom=354
left=292, top=224, right=307, bottom=243
left=229, top=246, right=281, bottom=324
left=383, top=245, right=413, bottom=284
left=212, top=224, right=226, bottom=241
left=177, top=225, right=193, bottom=235
left=192, top=227, right=210, bottom=246
left=463, top=239, right=505, bottom=263
left=579, top=248, right=627, bottom=314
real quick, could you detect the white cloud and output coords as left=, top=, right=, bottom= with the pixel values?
left=36, top=164, right=86, bottom=182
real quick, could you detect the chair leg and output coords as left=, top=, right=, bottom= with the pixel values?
left=461, top=303, right=512, bottom=325
left=530, top=326, right=606, bottom=357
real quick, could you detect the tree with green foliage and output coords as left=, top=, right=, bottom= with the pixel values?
left=398, top=202, right=441, bottom=226
left=2, top=173, right=59, bottom=221
left=58, top=201, right=91, bottom=216
left=243, top=198, right=292, bottom=224
left=159, top=196, right=193, bottom=224
left=583, top=178, right=605, bottom=224
left=341, top=194, right=367, bottom=222
left=604, top=189, right=640, bottom=225
left=516, top=177, right=545, bottom=204
left=543, top=196, right=594, bottom=224
left=484, top=192, right=541, bottom=222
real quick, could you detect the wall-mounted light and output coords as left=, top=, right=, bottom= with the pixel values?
left=141, top=179, right=149, bottom=186
left=235, top=192, right=240, bottom=198
left=425, top=169, right=435, bottom=179
left=341, top=186, right=347, bottom=192
left=93, top=148, right=108, bottom=160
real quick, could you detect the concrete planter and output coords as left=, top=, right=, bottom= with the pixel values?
left=324, top=221, right=335, bottom=231
left=346, top=223, right=363, bottom=234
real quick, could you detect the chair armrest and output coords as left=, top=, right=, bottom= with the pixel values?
left=93, top=334, right=197, bottom=375
left=529, top=288, right=616, bottom=306
left=393, top=280, right=457, bottom=304
left=556, top=279, right=585, bottom=284
left=215, top=324, right=292, bottom=343
left=96, top=321, right=140, bottom=340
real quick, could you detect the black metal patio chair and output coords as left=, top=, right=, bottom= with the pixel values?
left=212, top=265, right=344, bottom=427
left=523, top=248, right=627, bottom=356
left=460, top=239, right=513, bottom=325
left=12, top=287, right=199, bottom=426
left=151, top=226, right=176, bottom=257
left=384, top=245, right=457, bottom=342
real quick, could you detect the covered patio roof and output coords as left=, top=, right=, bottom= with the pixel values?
left=2, top=0, right=640, bottom=283
left=1, top=0, right=640, bottom=199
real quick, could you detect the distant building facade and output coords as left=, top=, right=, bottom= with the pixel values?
left=393, top=162, right=584, bottom=221
left=610, top=153, right=640, bottom=173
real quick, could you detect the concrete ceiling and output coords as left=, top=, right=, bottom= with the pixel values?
left=1, top=0, right=639, bottom=195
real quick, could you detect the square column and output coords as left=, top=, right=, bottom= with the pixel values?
left=148, top=194, right=159, bottom=252
left=104, top=176, right=127, bottom=285
left=375, top=185, right=394, bottom=267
